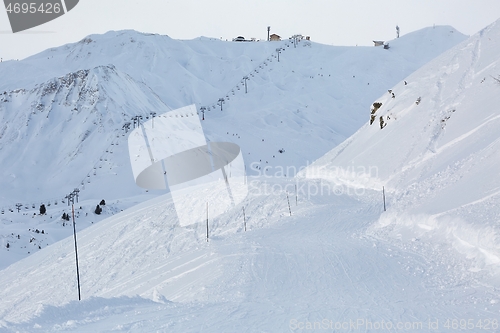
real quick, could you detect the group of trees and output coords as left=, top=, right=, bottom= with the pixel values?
left=5, top=199, right=108, bottom=249
left=59, top=199, right=106, bottom=221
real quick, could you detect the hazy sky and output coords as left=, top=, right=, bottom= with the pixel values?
left=0, top=0, right=499, bottom=60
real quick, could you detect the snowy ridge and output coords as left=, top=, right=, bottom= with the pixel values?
left=300, top=19, right=500, bottom=277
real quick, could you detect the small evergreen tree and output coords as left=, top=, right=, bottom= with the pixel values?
left=39, top=204, right=46, bottom=215
left=100, top=199, right=106, bottom=206
left=95, top=204, right=102, bottom=215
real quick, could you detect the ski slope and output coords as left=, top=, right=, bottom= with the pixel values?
left=1, top=180, right=498, bottom=331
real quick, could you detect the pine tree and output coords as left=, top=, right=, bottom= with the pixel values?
left=39, top=204, right=46, bottom=215
left=95, top=205, right=102, bottom=215
left=100, top=199, right=106, bottom=206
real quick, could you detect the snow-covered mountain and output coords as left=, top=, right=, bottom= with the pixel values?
left=0, top=65, right=169, bottom=203
left=300, top=19, right=500, bottom=277
left=0, top=27, right=466, bottom=208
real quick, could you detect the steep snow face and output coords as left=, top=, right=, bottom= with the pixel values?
left=0, top=65, right=169, bottom=204
left=300, top=20, right=500, bottom=275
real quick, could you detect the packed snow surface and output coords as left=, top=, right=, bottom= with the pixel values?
left=1, top=184, right=499, bottom=331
